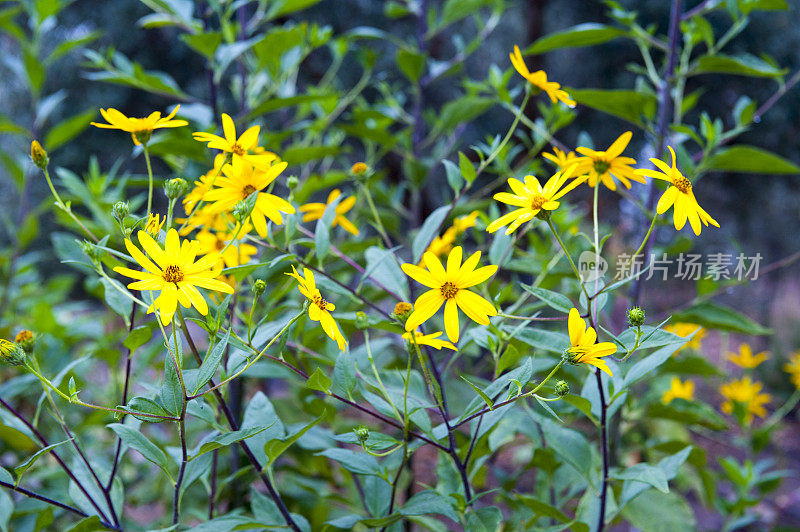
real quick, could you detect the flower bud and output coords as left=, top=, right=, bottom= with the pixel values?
left=145, top=213, right=165, bottom=237
left=112, top=201, right=130, bottom=221
left=30, top=140, right=49, bottom=169
left=232, top=198, right=255, bottom=224
left=253, top=279, right=267, bottom=297
left=626, top=306, right=646, bottom=327
left=351, top=162, right=369, bottom=177
left=393, top=302, right=413, bottom=323
left=164, top=178, right=188, bottom=200
left=554, top=380, right=570, bottom=397
left=0, top=339, right=26, bottom=366
left=355, top=311, right=369, bottom=330
left=286, top=175, right=299, bottom=190
left=14, top=330, right=35, bottom=354
left=353, top=425, right=370, bottom=444
left=80, top=240, right=103, bottom=262
left=535, top=209, right=551, bottom=221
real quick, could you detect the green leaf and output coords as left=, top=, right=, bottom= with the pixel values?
left=613, top=463, right=669, bottom=493
left=160, top=349, right=184, bottom=417
left=317, top=448, right=381, bottom=475
left=180, top=32, right=222, bottom=60
left=621, top=490, right=695, bottom=532
left=647, top=399, right=728, bottom=430
left=622, top=343, right=686, bottom=390
left=412, top=205, right=450, bottom=263
left=124, top=325, right=153, bottom=351
left=265, top=412, right=326, bottom=465
left=398, top=490, right=459, bottom=522
left=0, top=468, right=11, bottom=484
left=363, top=246, right=409, bottom=300
left=65, top=516, right=104, bottom=532
left=465, top=506, right=503, bottom=531
left=123, top=396, right=173, bottom=423
left=705, top=145, right=800, bottom=174
left=460, top=375, right=494, bottom=409
left=520, top=284, right=573, bottom=313
left=439, top=0, right=494, bottom=30
left=396, top=48, right=425, bottom=83
left=266, top=0, right=324, bottom=19
left=693, top=54, right=787, bottom=78
left=190, top=426, right=270, bottom=460
left=332, top=350, right=357, bottom=396
left=13, top=440, right=69, bottom=486
left=44, top=108, right=96, bottom=151
left=107, top=423, right=173, bottom=481
left=282, top=145, right=342, bottom=165
left=194, top=327, right=230, bottom=394
left=562, top=394, right=599, bottom=424
left=100, top=278, right=133, bottom=327
left=241, top=392, right=285, bottom=466
left=307, top=367, right=332, bottom=394
left=545, top=422, right=594, bottom=483
left=506, top=325, right=569, bottom=353
left=526, top=23, right=626, bottom=54
left=515, top=494, right=572, bottom=523
left=437, top=96, right=494, bottom=131
left=569, top=89, right=657, bottom=127
left=672, top=301, right=771, bottom=335
left=314, top=193, right=342, bottom=260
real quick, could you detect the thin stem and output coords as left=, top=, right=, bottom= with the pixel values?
left=0, top=481, right=118, bottom=530
left=173, top=418, right=188, bottom=525
left=143, top=145, right=154, bottom=216
left=359, top=182, right=393, bottom=248
left=42, top=166, right=99, bottom=242
left=365, top=330, right=403, bottom=422
left=546, top=219, right=591, bottom=303
left=596, top=369, right=610, bottom=532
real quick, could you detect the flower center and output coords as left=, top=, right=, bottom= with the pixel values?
left=674, top=176, right=692, bottom=193
left=530, top=194, right=547, bottom=211
left=242, top=184, right=257, bottom=199
left=593, top=159, right=610, bottom=175
left=162, top=265, right=184, bottom=284
left=313, top=294, right=329, bottom=310
left=231, top=143, right=245, bottom=156
left=440, top=281, right=459, bottom=299
left=215, top=238, right=225, bottom=250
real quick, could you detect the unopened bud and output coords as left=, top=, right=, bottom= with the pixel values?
left=232, top=198, right=254, bottom=223
left=286, top=175, right=299, bottom=190
left=0, top=339, right=26, bottom=366
left=355, top=311, right=369, bottom=330
left=353, top=425, right=370, bottom=444
left=351, top=162, right=369, bottom=176
left=253, top=279, right=267, bottom=297
left=164, top=178, right=188, bottom=200
left=554, top=380, right=569, bottom=397
left=145, top=213, right=164, bottom=237
left=626, top=306, right=646, bottom=327
left=112, top=201, right=130, bottom=221
left=80, top=240, right=102, bottom=262
left=30, top=140, right=49, bottom=169
left=393, top=302, right=413, bottom=322
left=14, top=330, right=35, bottom=354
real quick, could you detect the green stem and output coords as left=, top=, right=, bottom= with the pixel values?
left=43, top=167, right=99, bottom=242
left=546, top=219, right=591, bottom=303
left=631, top=212, right=659, bottom=259
left=359, top=182, right=392, bottom=248
left=478, top=90, right=531, bottom=173
left=365, top=330, right=403, bottom=423
left=217, top=221, right=244, bottom=258
left=763, top=388, right=800, bottom=430
left=143, top=145, right=154, bottom=217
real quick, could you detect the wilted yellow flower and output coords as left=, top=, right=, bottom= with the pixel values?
left=542, top=147, right=579, bottom=170
left=662, top=377, right=694, bottom=404
left=192, top=113, right=277, bottom=169
left=30, top=140, right=49, bottom=169
left=403, top=330, right=457, bottom=351
left=91, top=106, right=187, bottom=145
left=145, top=213, right=165, bottom=237
left=635, top=146, right=719, bottom=235
left=783, top=351, right=800, bottom=389
left=402, top=247, right=497, bottom=343
left=573, top=131, right=644, bottom=191
left=509, top=46, right=575, bottom=107
left=720, top=377, right=770, bottom=424
left=727, top=343, right=769, bottom=369
left=566, top=308, right=617, bottom=376
left=664, top=323, right=705, bottom=353
left=299, top=189, right=359, bottom=236
left=487, top=165, right=585, bottom=234
left=285, top=266, right=347, bottom=352
left=114, top=229, right=234, bottom=326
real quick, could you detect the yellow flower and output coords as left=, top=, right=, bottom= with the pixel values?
left=664, top=323, right=705, bottom=353
left=720, top=377, right=770, bottom=424
left=299, top=189, right=359, bottom=236
left=423, top=211, right=480, bottom=260
left=145, top=213, right=165, bottom=237
left=402, top=247, right=498, bottom=343
left=114, top=229, right=234, bottom=326
left=195, top=226, right=258, bottom=268
left=727, top=343, right=769, bottom=369
left=91, top=106, right=187, bottom=145
left=351, top=162, right=368, bottom=175
left=175, top=206, right=227, bottom=236
left=573, top=131, right=644, bottom=191
left=30, top=140, right=48, bottom=168
left=635, top=146, right=720, bottom=235
left=403, top=330, right=457, bottom=351
left=783, top=351, right=800, bottom=389
left=487, top=165, right=585, bottom=234
left=566, top=308, right=617, bottom=376
left=662, top=377, right=694, bottom=404
left=183, top=154, right=228, bottom=215
left=509, top=45, right=575, bottom=107
left=452, top=211, right=480, bottom=233
left=285, top=266, right=347, bottom=352
left=542, top=147, right=580, bottom=170
left=192, top=113, right=277, bottom=169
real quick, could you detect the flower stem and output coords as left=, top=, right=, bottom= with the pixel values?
left=359, top=182, right=392, bottom=248
left=546, top=219, right=591, bottom=303
left=143, top=145, right=154, bottom=216
left=365, top=330, right=403, bottom=422
left=42, top=166, right=99, bottom=242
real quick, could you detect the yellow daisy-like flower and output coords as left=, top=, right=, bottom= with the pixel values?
left=195, top=225, right=258, bottom=268
left=542, top=146, right=580, bottom=170
left=402, top=247, right=498, bottom=343
left=299, top=189, right=359, bottom=236
left=423, top=211, right=480, bottom=260
left=285, top=266, right=347, bottom=352
left=175, top=206, right=227, bottom=236
left=635, top=146, right=720, bottom=235
left=662, top=377, right=694, bottom=404
left=727, top=343, right=769, bottom=369
left=402, top=330, right=457, bottom=351
left=192, top=113, right=277, bottom=169
left=782, top=351, right=800, bottom=390
left=509, top=46, right=575, bottom=107
left=203, top=157, right=295, bottom=237
left=145, top=213, right=165, bottom=237
left=573, top=131, right=644, bottom=191
left=664, top=322, right=705, bottom=353
left=452, top=211, right=480, bottom=233
left=91, top=106, right=187, bottom=145
left=114, top=229, right=234, bottom=326
left=183, top=154, right=228, bottom=215
left=720, top=377, right=770, bottom=424
left=487, top=165, right=585, bottom=234
left=566, top=308, right=617, bottom=376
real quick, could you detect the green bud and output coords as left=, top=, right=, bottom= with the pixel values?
left=355, top=311, right=369, bottom=330
left=14, top=330, right=35, bottom=354
left=353, top=425, right=370, bottom=444
left=286, top=175, right=299, bottom=190
left=626, top=306, right=646, bottom=327
left=253, top=279, right=267, bottom=297
left=112, top=201, right=130, bottom=221
left=0, top=339, right=26, bottom=366
left=392, top=302, right=413, bottom=323
left=30, top=140, right=49, bottom=169
left=80, top=240, right=102, bottom=262
left=535, top=209, right=551, bottom=221
left=554, top=380, right=569, bottom=397
left=165, top=178, right=189, bottom=200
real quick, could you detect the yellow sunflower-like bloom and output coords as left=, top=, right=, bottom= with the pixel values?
left=145, top=213, right=165, bottom=237
left=299, top=189, right=359, bottom=236
left=196, top=225, right=258, bottom=268
left=664, top=322, right=705, bottom=353
left=543, top=146, right=580, bottom=170
left=727, top=343, right=769, bottom=369
left=573, top=131, right=644, bottom=191
left=402, top=247, right=498, bottom=343
left=783, top=351, right=800, bottom=389
left=720, top=377, right=770, bottom=424
left=635, top=146, right=720, bottom=235
left=114, top=229, right=234, bottom=326
left=183, top=154, right=228, bottom=215
left=203, top=157, right=295, bottom=237
left=192, top=113, right=277, bottom=169
left=402, top=330, right=457, bottom=351
left=662, top=377, right=695, bottom=404
left=509, top=46, right=575, bottom=107
left=285, top=266, right=347, bottom=352
left=566, top=308, right=617, bottom=376
left=175, top=206, right=226, bottom=236
left=487, top=165, right=585, bottom=234
left=424, top=211, right=480, bottom=260
left=91, top=106, right=187, bottom=145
